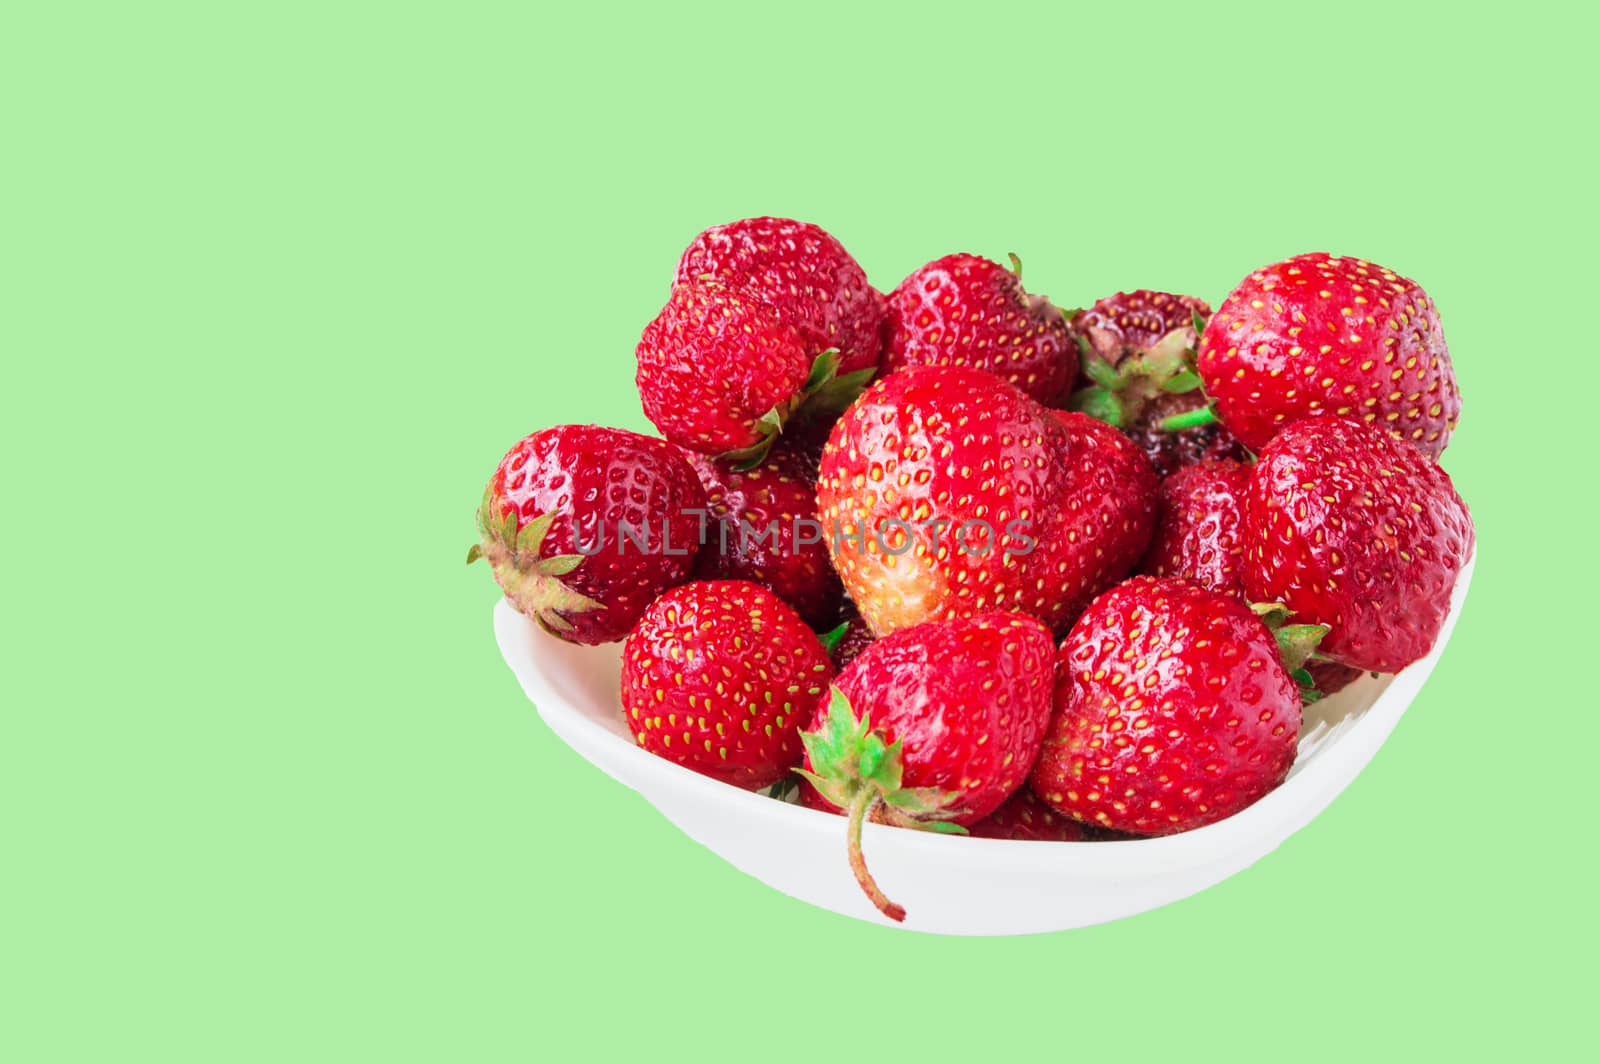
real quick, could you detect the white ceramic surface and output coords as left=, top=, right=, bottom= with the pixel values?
left=493, top=556, right=1474, bottom=936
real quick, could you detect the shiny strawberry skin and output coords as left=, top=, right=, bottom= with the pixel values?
left=817, top=366, right=1156, bottom=637
left=621, top=581, right=833, bottom=789
left=1243, top=417, right=1474, bottom=672
left=1030, top=576, right=1302, bottom=835
left=1046, top=410, right=1162, bottom=613
left=802, top=613, right=1056, bottom=826
left=476, top=426, right=706, bottom=645
left=969, top=789, right=1092, bottom=841
left=1069, top=290, right=1246, bottom=477
left=675, top=217, right=885, bottom=376
left=682, top=444, right=842, bottom=627
left=1198, top=252, right=1460, bottom=457
left=1140, top=459, right=1253, bottom=595
left=883, top=253, right=1077, bottom=403
left=635, top=281, right=812, bottom=454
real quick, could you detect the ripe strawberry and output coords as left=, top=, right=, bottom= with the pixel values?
left=1139, top=459, right=1253, bottom=595
left=468, top=425, right=705, bottom=644
left=1066, top=290, right=1247, bottom=477
left=1030, top=576, right=1314, bottom=835
left=817, top=365, right=1157, bottom=638
left=969, top=789, right=1092, bottom=842
left=1197, top=252, right=1461, bottom=457
left=883, top=253, right=1077, bottom=403
left=801, top=612, right=1055, bottom=920
left=620, top=580, right=833, bottom=790
left=1045, top=410, right=1161, bottom=617
left=675, top=216, right=886, bottom=377
left=1243, top=417, right=1474, bottom=672
left=681, top=444, right=842, bottom=627
left=636, top=281, right=864, bottom=465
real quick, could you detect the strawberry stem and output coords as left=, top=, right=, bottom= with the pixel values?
left=846, top=787, right=904, bottom=922
left=1156, top=405, right=1219, bottom=433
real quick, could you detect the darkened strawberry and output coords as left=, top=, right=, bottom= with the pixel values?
left=1031, top=576, right=1315, bottom=835
left=620, top=580, right=833, bottom=790
left=675, top=216, right=886, bottom=377
left=1197, top=253, right=1460, bottom=457
left=680, top=444, right=842, bottom=627
left=1243, top=417, right=1474, bottom=672
left=636, top=281, right=866, bottom=465
left=801, top=612, right=1056, bottom=920
left=1066, top=290, right=1247, bottom=477
left=469, top=425, right=705, bottom=644
left=1139, top=459, right=1253, bottom=595
left=1306, top=660, right=1365, bottom=697
left=817, top=365, right=1156, bottom=638
left=819, top=605, right=875, bottom=669
left=883, top=253, right=1077, bottom=403
left=969, top=789, right=1092, bottom=842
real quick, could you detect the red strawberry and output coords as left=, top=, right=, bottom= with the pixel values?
left=637, top=281, right=862, bottom=465
left=675, top=216, right=886, bottom=377
left=1139, top=459, right=1253, bottom=595
left=681, top=444, right=842, bottom=627
left=969, top=789, right=1092, bottom=842
left=817, top=365, right=1157, bottom=637
left=1197, top=252, right=1460, bottom=457
left=820, top=605, right=875, bottom=669
left=469, top=425, right=705, bottom=644
left=883, top=253, right=1077, bottom=403
left=1030, top=576, right=1313, bottom=835
left=1066, top=290, right=1247, bottom=477
left=620, top=580, right=833, bottom=789
left=801, top=612, right=1056, bottom=920
left=1243, top=417, right=1474, bottom=672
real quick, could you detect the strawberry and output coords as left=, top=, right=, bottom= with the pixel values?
left=1065, top=290, right=1247, bottom=477
left=817, top=365, right=1157, bottom=638
left=1306, top=660, right=1365, bottom=697
left=1139, top=459, right=1253, bottom=595
left=800, top=612, right=1056, bottom=920
left=1030, top=576, right=1316, bottom=835
left=1197, top=252, right=1461, bottom=457
left=469, top=425, right=705, bottom=644
left=675, top=216, right=886, bottom=377
left=620, top=580, right=833, bottom=790
left=969, top=789, right=1093, bottom=842
left=681, top=444, right=842, bottom=628
left=1243, top=417, right=1474, bottom=672
left=883, top=253, right=1077, bottom=403
left=1045, top=410, right=1161, bottom=618
left=636, top=281, right=865, bottom=465
left=819, top=605, right=875, bottom=669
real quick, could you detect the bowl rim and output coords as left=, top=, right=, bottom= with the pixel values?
left=495, top=552, right=1474, bottom=872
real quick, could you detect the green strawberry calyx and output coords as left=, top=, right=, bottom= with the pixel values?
left=719, top=349, right=875, bottom=471
left=467, top=489, right=604, bottom=637
left=1069, top=315, right=1216, bottom=432
left=796, top=687, right=967, bottom=923
left=1251, top=602, right=1333, bottom=705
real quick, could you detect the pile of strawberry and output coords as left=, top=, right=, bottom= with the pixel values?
left=471, top=219, right=1475, bottom=922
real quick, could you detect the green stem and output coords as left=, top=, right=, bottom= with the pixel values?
left=846, top=788, right=904, bottom=923
left=1156, top=405, right=1219, bottom=433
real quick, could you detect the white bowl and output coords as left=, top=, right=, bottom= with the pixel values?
left=492, top=556, right=1474, bottom=936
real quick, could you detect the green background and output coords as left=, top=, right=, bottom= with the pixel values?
left=6, top=2, right=1592, bottom=1060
